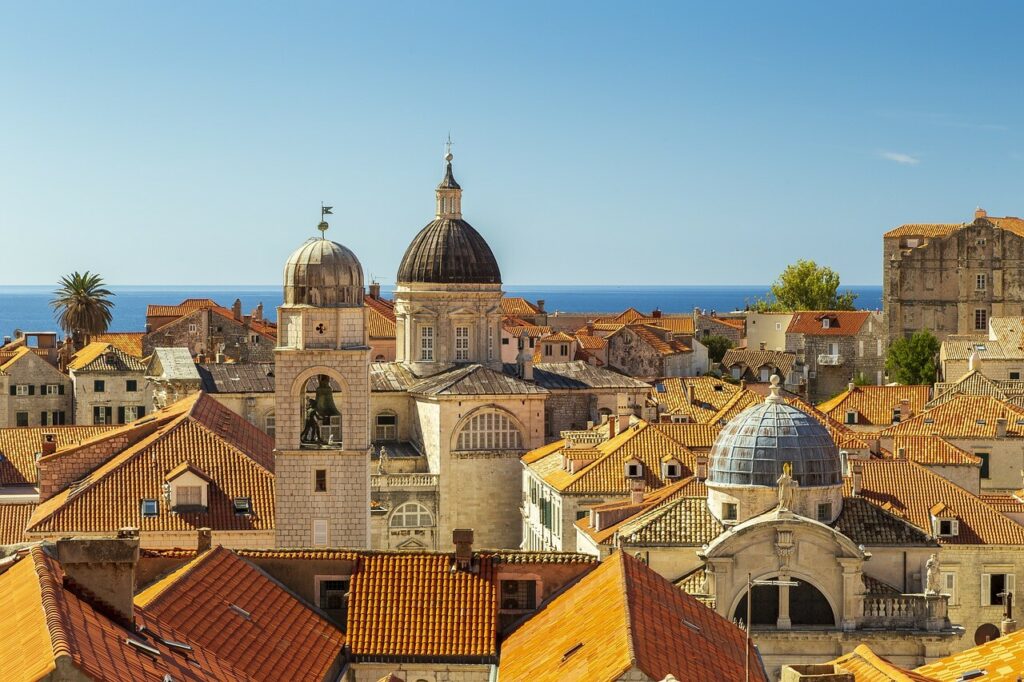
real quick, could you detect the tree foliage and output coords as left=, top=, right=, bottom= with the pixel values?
left=50, top=272, right=114, bottom=342
left=885, top=330, right=939, bottom=385
left=751, top=260, right=857, bottom=312
left=703, top=334, right=734, bottom=364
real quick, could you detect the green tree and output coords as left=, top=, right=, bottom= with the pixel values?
left=50, top=272, right=115, bottom=345
left=885, top=330, right=939, bottom=385
left=703, top=334, right=734, bottom=364
left=751, top=260, right=857, bottom=312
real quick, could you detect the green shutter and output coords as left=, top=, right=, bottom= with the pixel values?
left=27, top=385, right=34, bottom=395
left=9, top=386, right=15, bottom=396
left=137, top=406, right=145, bottom=418
left=58, top=384, right=65, bottom=395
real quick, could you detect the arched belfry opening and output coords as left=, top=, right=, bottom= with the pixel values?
left=299, top=374, right=344, bottom=448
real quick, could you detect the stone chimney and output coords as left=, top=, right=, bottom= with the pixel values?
left=197, top=527, right=212, bottom=553
left=253, top=302, right=263, bottom=322
left=997, top=417, right=1008, bottom=438
left=686, top=382, right=695, bottom=405
left=652, top=308, right=662, bottom=319
left=616, top=393, right=631, bottom=433
left=695, top=454, right=708, bottom=481
left=232, top=298, right=243, bottom=321
left=56, top=529, right=140, bottom=626
left=848, top=382, right=856, bottom=393
left=536, top=299, right=545, bottom=313
left=629, top=478, right=645, bottom=505
left=369, top=282, right=381, bottom=300
left=41, top=432, right=57, bottom=457
left=852, top=461, right=863, bottom=495
left=897, top=446, right=907, bottom=460
left=608, top=414, right=617, bottom=438
left=976, top=207, right=988, bottom=220
left=215, top=352, right=225, bottom=364
left=586, top=320, right=595, bottom=335
left=452, top=529, right=474, bottom=571
left=759, top=342, right=766, bottom=351
left=739, top=379, right=746, bottom=391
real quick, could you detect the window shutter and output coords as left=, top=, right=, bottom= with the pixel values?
left=951, top=520, right=959, bottom=536
left=1008, top=574, right=1016, bottom=597
left=117, top=407, right=125, bottom=424
left=982, top=574, right=991, bottom=606
left=93, top=406, right=100, bottom=424
left=39, top=384, right=45, bottom=394
left=41, top=412, right=46, bottom=425
left=58, top=384, right=64, bottom=395
left=9, top=386, right=15, bottom=396
left=138, top=406, right=145, bottom=418
left=27, top=385, right=34, bottom=395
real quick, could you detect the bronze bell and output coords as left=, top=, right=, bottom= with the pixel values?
left=312, top=374, right=341, bottom=417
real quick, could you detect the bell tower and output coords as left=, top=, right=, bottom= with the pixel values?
left=273, top=216, right=370, bottom=548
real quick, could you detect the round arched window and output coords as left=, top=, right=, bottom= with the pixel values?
left=455, top=410, right=524, bottom=450
left=390, top=502, right=433, bottom=528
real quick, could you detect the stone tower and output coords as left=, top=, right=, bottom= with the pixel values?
left=394, top=149, right=504, bottom=375
left=274, top=219, right=371, bottom=548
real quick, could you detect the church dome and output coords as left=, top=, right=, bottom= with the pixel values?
left=708, top=387, right=842, bottom=488
left=397, top=151, right=501, bottom=285
left=283, top=230, right=364, bottom=307
left=397, top=218, right=501, bottom=285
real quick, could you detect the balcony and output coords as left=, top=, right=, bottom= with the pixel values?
left=370, top=473, right=439, bottom=490
left=861, top=593, right=950, bottom=632
left=817, top=354, right=844, bottom=366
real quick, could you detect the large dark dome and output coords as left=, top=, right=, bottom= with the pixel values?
left=397, top=218, right=502, bottom=285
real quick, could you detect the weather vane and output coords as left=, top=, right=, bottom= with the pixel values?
left=445, top=132, right=453, bottom=162
left=319, top=202, right=333, bottom=236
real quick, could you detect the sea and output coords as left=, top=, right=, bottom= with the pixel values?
left=0, top=284, right=883, bottom=339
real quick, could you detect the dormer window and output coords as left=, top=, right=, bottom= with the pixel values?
left=722, top=502, right=738, bottom=522
left=845, top=410, right=857, bottom=425
left=662, top=459, right=682, bottom=479
left=624, top=459, right=643, bottom=478
left=892, top=408, right=901, bottom=424
left=821, top=318, right=830, bottom=329
left=933, top=517, right=959, bottom=537
left=164, top=462, right=211, bottom=511
left=233, top=497, right=252, bottom=515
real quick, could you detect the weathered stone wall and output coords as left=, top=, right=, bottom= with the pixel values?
left=71, top=368, right=147, bottom=425
left=0, top=352, right=72, bottom=427
left=38, top=431, right=138, bottom=500
left=788, top=313, right=886, bottom=402
left=143, top=309, right=274, bottom=363
left=607, top=327, right=663, bottom=379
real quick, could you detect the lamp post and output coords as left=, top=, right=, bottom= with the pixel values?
left=745, top=573, right=799, bottom=682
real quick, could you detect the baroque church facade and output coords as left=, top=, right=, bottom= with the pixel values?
left=273, top=151, right=634, bottom=550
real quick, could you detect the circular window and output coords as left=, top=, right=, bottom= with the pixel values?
left=975, top=623, right=1000, bottom=645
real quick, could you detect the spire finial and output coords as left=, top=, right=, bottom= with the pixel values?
left=445, top=133, right=453, bottom=162
left=766, top=374, right=783, bottom=404
left=319, top=202, right=333, bottom=238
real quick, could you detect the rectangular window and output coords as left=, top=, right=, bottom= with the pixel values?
left=313, top=519, right=328, bottom=546
left=140, top=499, right=159, bottom=517
left=233, top=497, right=252, bottom=515
left=877, top=339, right=883, bottom=356
left=126, top=379, right=138, bottom=392
left=375, top=413, right=397, bottom=442
left=43, top=384, right=60, bottom=395
left=502, top=337, right=510, bottom=345
left=560, top=344, right=569, bottom=357
left=94, top=380, right=105, bottom=393
left=265, top=412, right=276, bottom=437
left=14, top=384, right=29, bottom=396
left=817, top=503, right=832, bottom=522
left=722, top=503, right=738, bottom=521
left=977, top=274, right=987, bottom=290
left=314, top=469, right=327, bottom=492
left=846, top=411, right=857, bottom=425
left=978, top=452, right=990, bottom=479
left=976, top=309, right=988, bottom=331
left=123, top=405, right=139, bottom=423
left=575, top=510, right=589, bottom=521
left=544, top=345, right=552, bottom=356
left=858, top=340, right=864, bottom=358
left=420, top=325, right=434, bottom=361
left=177, top=486, right=202, bottom=507
left=529, top=337, right=536, bottom=348
left=1013, top=372, right=1022, bottom=381
left=16, top=412, right=28, bottom=427
left=943, top=572, right=958, bottom=605
left=93, top=406, right=112, bottom=425
left=982, top=573, right=1015, bottom=607
left=318, top=578, right=349, bottom=611
left=188, top=323, right=197, bottom=333
left=41, top=411, right=66, bottom=426
left=455, top=326, right=470, bottom=361
left=775, top=322, right=782, bottom=331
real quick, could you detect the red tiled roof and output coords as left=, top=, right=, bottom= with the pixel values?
left=0, top=504, right=35, bottom=545
left=888, top=436, right=981, bottom=466
left=135, top=546, right=344, bottom=680
left=501, top=297, right=541, bottom=317
left=498, top=551, right=766, bottom=682
left=90, top=332, right=146, bottom=358
left=0, top=425, right=115, bottom=485
left=146, top=298, right=222, bottom=318
left=818, top=384, right=931, bottom=426
left=787, top=310, right=871, bottom=336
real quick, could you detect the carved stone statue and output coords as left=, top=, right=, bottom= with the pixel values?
left=300, top=398, right=321, bottom=444
left=777, top=461, right=798, bottom=510
left=377, top=445, right=389, bottom=475
left=925, top=553, right=942, bottom=595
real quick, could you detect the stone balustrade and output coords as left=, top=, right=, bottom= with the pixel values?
left=371, top=473, right=439, bottom=490
left=861, top=593, right=950, bottom=632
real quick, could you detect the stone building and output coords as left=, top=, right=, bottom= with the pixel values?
left=694, top=308, right=746, bottom=344
left=145, top=347, right=201, bottom=409
left=721, top=347, right=799, bottom=388
left=142, top=298, right=276, bottom=363
left=816, top=383, right=931, bottom=430
left=884, top=208, right=1024, bottom=342
left=67, top=342, right=148, bottom=425
left=786, top=310, right=887, bottom=402
left=940, top=316, right=1024, bottom=381
left=197, top=361, right=276, bottom=435
left=606, top=322, right=708, bottom=380
left=0, top=346, right=72, bottom=427
left=273, top=219, right=371, bottom=549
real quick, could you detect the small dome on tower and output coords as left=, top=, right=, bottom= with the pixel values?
left=397, top=151, right=501, bottom=285
left=283, top=226, right=364, bottom=307
left=708, top=383, right=842, bottom=488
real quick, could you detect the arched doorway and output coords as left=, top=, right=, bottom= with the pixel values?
left=733, top=578, right=835, bottom=627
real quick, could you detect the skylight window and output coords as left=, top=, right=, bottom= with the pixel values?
left=140, top=499, right=158, bottom=517
left=233, top=497, right=252, bottom=515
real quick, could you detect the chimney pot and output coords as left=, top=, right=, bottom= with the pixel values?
left=652, top=308, right=662, bottom=319
left=41, top=432, right=57, bottom=457
left=232, top=298, right=242, bottom=321
left=852, top=461, right=864, bottom=495
left=452, top=529, right=474, bottom=570
left=997, top=417, right=1008, bottom=438
left=56, top=534, right=139, bottom=626
left=536, top=299, right=545, bottom=313
left=848, top=382, right=856, bottom=393
left=759, top=342, right=766, bottom=350
left=369, top=282, right=381, bottom=300
left=629, top=478, right=645, bottom=505
left=739, top=379, right=746, bottom=391
left=695, top=454, right=708, bottom=481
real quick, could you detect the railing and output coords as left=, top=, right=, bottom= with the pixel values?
left=862, top=593, right=949, bottom=631
left=370, top=473, right=439, bottom=489
left=817, top=354, right=844, bottom=366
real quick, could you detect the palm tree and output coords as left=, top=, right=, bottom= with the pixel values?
left=50, top=272, right=115, bottom=346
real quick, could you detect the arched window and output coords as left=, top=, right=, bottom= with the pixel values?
left=390, top=502, right=433, bottom=528
left=375, top=411, right=397, bottom=442
left=264, top=410, right=276, bottom=438
left=456, top=410, right=524, bottom=451
left=374, top=354, right=386, bottom=362
left=300, top=374, right=342, bottom=448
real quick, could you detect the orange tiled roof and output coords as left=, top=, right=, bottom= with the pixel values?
left=884, top=223, right=963, bottom=239
left=575, top=333, right=607, bottom=351
left=502, top=317, right=550, bottom=338
left=0, top=425, right=115, bottom=485
left=67, top=342, right=146, bottom=372
left=542, top=331, right=576, bottom=343
left=610, top=307, right=645, bottom=323
left=828, top=645, right=938, bottom=681
left=818, top=384, right=931, bottom=426
left=498, top=551, right=766, bottom=682
left=720, top=348, right=796, bottom=379
left=145, top=298, right=221, bottom=318
left=501, top=297, right=541, bottom=317
left=90, top=332, right=145, bottom=358
left=883, top=394, right=1024, bottom=438
left=626, top=324, right=692, bottom=356
left=346, top=553, right=498, bottom=660
left=0, top=346, right=31, bottom=374
left=979, top=493, right=1024, bottom=513
left=915, top=626, right=1024, bottom=681
left=368, top=305, right=396, bottom=339
left=0, top=504, right=36, bottom=545
left=649, top=422, right=721, bottom=450
left=787, top=310, right=872, bottom=336
left=652, top=376, right=740, bottom=421
left=27, top=393, right=275, bottom=536
left=0, top=547, right=247, bottom=681
left=135, top=546, right=345, bottom=679
left=526, top=421, right=696, bottom=495
left=575, top=477, right=701, bottom=544
left=888, top=436, right=981, bottom=466
left=848, top=458, right=1024, bottom=545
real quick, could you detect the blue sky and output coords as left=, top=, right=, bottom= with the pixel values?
left=1, top=2, right=1021, bottom=286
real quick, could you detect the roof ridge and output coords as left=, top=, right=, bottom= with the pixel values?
left=185, top=395, right=274, bottom=473
left=30, top=547, right=69, bottom=662
left=617, top=552, right=639, bottom=674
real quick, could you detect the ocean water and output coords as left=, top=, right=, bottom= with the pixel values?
left=0, top=284, right=883, bottom=339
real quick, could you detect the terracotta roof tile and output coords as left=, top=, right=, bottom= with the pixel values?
left=721, top=348, right=796, bottom=379
left=368, top=305, right=396, bottom=339
left=67, top=342, right=146, bottom=372
left=652, top=376, right=739, bottom=421
left=884, top=223, right=963, bottom=239
left=90, top=333, right=145, bottom=358
left=978, top=493, right=1024, bottom=514
left=883, top=395, right=1024, bottom=438
left=830, top=644, right=938, bottom=681
left=929, top=370, right=1024, bottom=409
left=819, top=385, right=931, bottom=426
left=500, top=297, right=541, bottom=317
left=145, top=298, right=221, bottom=318
left=0, top=504, right=36, bottom=545
left=0, top=346, right=31, bottom=374
left=135, top=546, right=344, bottom=680
left=787, top=310, right=872, bottom=336
left=499, top=551, right=766, bottom=682
left=621, top=323, right=692, bottom=356
left=0, top=425, right=114, bottom=485
left=888, top=436, right=981, bottom=466
left=916, top=620, right=1024, bottom=681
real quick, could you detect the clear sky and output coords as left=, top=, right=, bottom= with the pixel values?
left=2, top=2, right=1021, bottom=286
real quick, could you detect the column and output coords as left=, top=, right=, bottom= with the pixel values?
left=777, top=573, right=791, bottom=629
